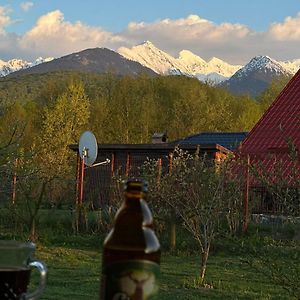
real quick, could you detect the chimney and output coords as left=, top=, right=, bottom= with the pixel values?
left=152, top=132, right=168, bottom=144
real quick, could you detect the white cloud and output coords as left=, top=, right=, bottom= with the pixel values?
left=19, top=10, right=124, bottom=59
left=119, top=15, right=256, bottom=62
left=118, top=13, right=300, bottom=63
left=20, top=2, right=33, bottom=12
left=0, top=6, right=12, bottom=30
left=125, top=15, right=248, bottom=42
left=0, top=11, right=300, bottom=64
left=268, top=12, right=300, bottom=41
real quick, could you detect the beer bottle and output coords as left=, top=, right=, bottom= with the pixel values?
left=100, top=179, right=161, bottom=300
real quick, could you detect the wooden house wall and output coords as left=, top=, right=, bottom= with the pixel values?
left=71, top=144, right=230, bottom=208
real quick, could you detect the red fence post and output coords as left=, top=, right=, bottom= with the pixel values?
left=111, top=152, right=115, bottom=176
left=125, top=152, right=131, bottom=177
left=79, top=158, right=85, bottom=206
left=243, top=154, right=250, bottom=233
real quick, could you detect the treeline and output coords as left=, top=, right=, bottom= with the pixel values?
left=0, top=72, right=285, bottom=238
left=0, top=72, right=289, bottom=146
left=0, top=71, right=290, bottom=204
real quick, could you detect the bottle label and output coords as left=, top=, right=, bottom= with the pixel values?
left=101, top=260, right=160, bottom=300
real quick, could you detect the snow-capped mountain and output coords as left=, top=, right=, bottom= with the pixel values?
left=0, top=59, right=29, bottom=76
left=0, top=57, right=54, bottom=77
left=207, top=57, right=242, bottom=78
left=221, top=56, right=294, bottom=97
left=235, top=55, right=292, bottom=79
left=2, top=41, right=300, bottom=97
left=279, top=59, right=300, bottom=74
left=195, top=72, right=228, bottom=83
left=118, top=41, right=242, bottom=84
left=118, top=41, right=189, bottom=75
left=6, top=48, right=157, bottom=78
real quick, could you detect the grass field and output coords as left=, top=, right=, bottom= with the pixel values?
left=0, top=208, right=299, bottom=299
left=26, top=235, right=296, bottom=300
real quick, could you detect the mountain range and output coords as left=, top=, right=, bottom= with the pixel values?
left=1, top=41, right=300, bottom=97
left=0, top=57, right=54, bottom=77
left=118, top=41, right=298, bottom=96
left=118, top=41, right=242, bottom=83
left=4, top=48, right=156, bottom=77
left=221, top=56, right=294, bottom=97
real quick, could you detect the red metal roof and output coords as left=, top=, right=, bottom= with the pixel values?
left=236, top=69, right=300, bottom=185
left=239, top=69, right=300, bottom=155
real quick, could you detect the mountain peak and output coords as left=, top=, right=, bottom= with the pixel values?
left=118, top=41, right=242, bottom=81
left=249, top=55, right=275, bottom=66
left=236, top=55, right=292, bottom=78
left=6, top=48, right=157, bottom=77
left=118, top=42, right=186, bottom=74
left=178, top=50, right=206, bottom=65
left=141, top=40, right=154, bottom=46
left=222, top=55, right=294, bottom=97
left=209, top=57, right=226, bottom=65
left=134, top=40, right=159, bottom=51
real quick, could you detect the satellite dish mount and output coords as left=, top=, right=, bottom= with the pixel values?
left=77, top=131, right=110, bottom=207
left=79, top=131, right=98, bottom=167
left=77, top=131, right=98, bottom=206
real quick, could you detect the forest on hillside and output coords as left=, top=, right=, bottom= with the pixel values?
left=0, top=71, right=290, bottom=205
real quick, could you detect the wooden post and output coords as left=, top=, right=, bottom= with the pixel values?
left=168, top=152, right=176, bottom=250
left=75, top=154, right=81, bottom=206
left=79, top=157, right=85, bottom=206
left=157, top=158, right=162, bottom=185
left=125, top=152, right=130, bottom=177
left=111, top=152, right=115, bottom=176
left=243, top=155, right=250, bottom=233
left=11, top=158, right=18, bottom=205
left=75, top=156, right=85, bottom=233
left=170, top=223, right=176, bottom=250
left=168, top=152, right=173, bottom=174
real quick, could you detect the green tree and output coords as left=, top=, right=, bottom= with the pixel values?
left=257, top=76, right=291, bottom=112
left=0, top=102, right=28, bottom=201
left=104, top=75, right=156, bottom=143
left=10, top=80, right=91, bottom=239
left=11, top=149, right=53, bottom=241
left=234, top=96, right=261, bottom=131
left=36, top=80, right=90, bottom=179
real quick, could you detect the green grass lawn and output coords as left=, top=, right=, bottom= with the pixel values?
left=30, top=241, right=293, bottom=300
left=0, top=208, right=298, bottom=299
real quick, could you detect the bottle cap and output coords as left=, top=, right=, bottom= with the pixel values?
left=124, top=180, right=148, bottom=193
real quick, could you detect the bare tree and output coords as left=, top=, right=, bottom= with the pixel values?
left=146, top=148, right=242, bottom=282
left=8, top=150, right=55, bottom=241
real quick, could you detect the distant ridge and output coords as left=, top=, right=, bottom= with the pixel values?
left=8, top=48, right=157, bottom=77
left=118, top=41, right=242, bottom=83
left=0, top=57, right=53, bottom=76
left=2, top=41, right=300, bottom=97
left=221, top=56, right=293, bottom=97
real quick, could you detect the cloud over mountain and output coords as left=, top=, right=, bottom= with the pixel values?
left=19, top=10, right=124, bottom=59
left=0, top=6, right=11, bottom=30
left=268, top=12, right=300, bottom=41
left=1, top=9, right=300, bottom=64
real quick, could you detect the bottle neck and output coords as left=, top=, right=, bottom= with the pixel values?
left=118, top=191, right=153, bottom=227
left=124, top=191, right=145, bottom=200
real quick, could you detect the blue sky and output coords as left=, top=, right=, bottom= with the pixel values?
left=8, top=0, right=300, bottom=33
left=1, top=0, right=300, bottom=63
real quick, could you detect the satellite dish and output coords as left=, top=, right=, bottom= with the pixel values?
left=79, top=131, right=98, bottom=167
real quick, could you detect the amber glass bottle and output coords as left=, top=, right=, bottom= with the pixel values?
left=100, top=180, right=161, bottom=300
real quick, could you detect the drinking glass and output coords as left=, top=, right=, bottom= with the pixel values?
left=0, top=240, right=47, bottom=300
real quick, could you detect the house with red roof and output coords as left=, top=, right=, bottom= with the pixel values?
left=237, top=69, right=300, bottom=214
